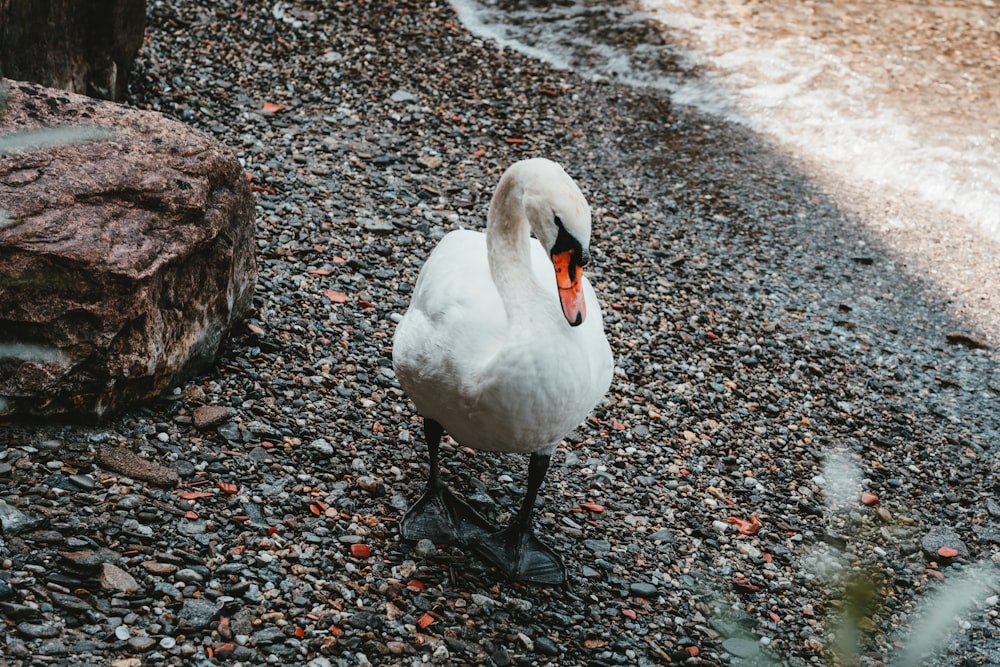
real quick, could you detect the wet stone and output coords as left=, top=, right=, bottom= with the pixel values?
left=1, top=602, right=40, bottom=619
left=535, top=636, right=561, bottom=656
left=37, top=638, right=68, bottom=655
left=32, top=529, right=65, bottom=544
left=921, top=525, right=969, bottom=559
left=17, top=621, right=61, bottom=638
left=59, top=549, right=114, bottom=573
left=584, top=539, right=612, bottom=554
left=50, top=591, right=94, bottom=614
left=253, top=626, right=286, bottom=645
left=0, top=499, right=45, bottom=535
left=179, top=598, right=220, bottom=629
left=128, top=636, right=158, bottom=652
left=647, top=528, right=675, bottom=542
left=116, top=495, right=144, bottom=510
left=629, top=582, right=659, bottom=598
left=69, top=474, right=97, bottom=490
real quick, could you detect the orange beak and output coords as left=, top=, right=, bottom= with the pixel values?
left=552, top=249, right=586, bottom=327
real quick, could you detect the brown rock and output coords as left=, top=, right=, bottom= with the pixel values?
left=99, top=562, right=139, bottom=594
left=0, top=0, right=146, bottom=101
left=192, top=405, right=233, bottom=430
left=139, top=561, right=177, bottom=576
left=0, top=79, right=257, bottom=421
left=94, top=445, right=179, bottom=488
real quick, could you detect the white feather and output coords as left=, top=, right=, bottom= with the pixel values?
left=392, top=158, right=613, bottom=454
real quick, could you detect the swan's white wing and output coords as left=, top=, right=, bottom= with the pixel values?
left=392, top=230, right=506, bottom=412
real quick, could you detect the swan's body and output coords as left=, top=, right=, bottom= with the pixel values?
left=392, top=230, right=611, bottom=453
left=392, top=158, right=613, bottom=584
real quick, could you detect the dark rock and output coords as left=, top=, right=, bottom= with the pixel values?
left=0, top=498, right=45, bottom=535
left=1, top=601, right=39, bottom=619
left=535, top=636, right=561, bottom=656
left=17, top=621, right=60, bottom=638
left=0, top=0, right=145, bottom=101
left=647, top=528, right=674, bottom=542
left=49, top=591, right=95, bottom=614
left=68, top=473, right=97, bottom=490
left=921, top=525, right=970, bottom=559
left=973, top=524, right=1000, bottom=545
left=629, top=582, right=659, bottom=598
left=584, top=539, right=612, bottom=554
left=178, top=598, right=219, bottom=629
left=987, top=497, right=1000, bottom=519
left=37, top=638, right=69, bottom=655
left=0, top=78, right=257, bottom=421
left=491, top=646, right=513, bottom=666
left=59, top=548, right=118, bottom=573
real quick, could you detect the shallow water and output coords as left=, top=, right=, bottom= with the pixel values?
left=449, top=0, right=1000, bottom=243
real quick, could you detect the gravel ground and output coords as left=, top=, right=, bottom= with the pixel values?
left=2, top=1, right=999, bottom=666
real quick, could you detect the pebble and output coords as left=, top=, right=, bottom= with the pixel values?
left=191, top=405, right=233, bottom=430
left=629, top=582, right=659, bottom=598
left=69, top=473, right=97, bottom=489
left=99, top=563, right=140, bottom=593
left=413, top=539, right=437, bottom=558
left=0, top=499, right=44, bottom=535
left=127, top=636, right=158, bottom=652
left=179, top=599, right=220, bottom=629
left=18, top=622, right=60, bottom=639
left=1, top=1, right=997, bottom=666
left=921, top=525, right=970, bottom=559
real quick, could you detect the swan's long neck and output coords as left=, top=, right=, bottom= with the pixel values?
left=486, top=171, right=548, bottom=325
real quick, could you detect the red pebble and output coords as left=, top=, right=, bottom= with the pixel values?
left=350, top=544, right=371, bottom=558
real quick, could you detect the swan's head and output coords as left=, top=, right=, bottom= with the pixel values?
left=516, top=159, right=592, bottom=328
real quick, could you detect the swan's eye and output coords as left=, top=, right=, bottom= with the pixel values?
left=550, top=219, right=587, bottom=270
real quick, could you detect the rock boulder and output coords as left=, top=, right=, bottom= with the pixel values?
left=0, top=79, right=257, bottom=421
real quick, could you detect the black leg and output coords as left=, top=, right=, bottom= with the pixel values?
left=425, top=418, right=444, bottom=490
left=399, top=417, right=497, bottom=545
left=515, top=453, right=551, bottom=529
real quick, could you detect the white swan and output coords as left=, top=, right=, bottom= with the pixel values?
left=392, top=158, right=613, bottom=584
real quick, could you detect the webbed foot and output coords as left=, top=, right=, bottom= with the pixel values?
left=400, top=484, right=498, bottom=546
left=473, top=524, right=567, bottom=585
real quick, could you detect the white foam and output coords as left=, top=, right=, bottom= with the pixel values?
left=637, top=0, right=1000, bottom=242
left=448, top=0, right=1000, bottom=243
